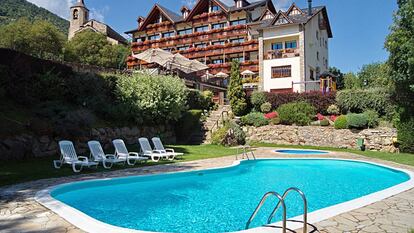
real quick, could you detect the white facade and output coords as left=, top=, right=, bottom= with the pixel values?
left=257, top=7, right=331, bottom=93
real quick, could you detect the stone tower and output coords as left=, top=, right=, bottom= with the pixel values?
left=68, top=0, right=89, bottom=39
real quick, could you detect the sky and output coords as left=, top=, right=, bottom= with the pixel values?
left=26, top=0, right=398, bottom=73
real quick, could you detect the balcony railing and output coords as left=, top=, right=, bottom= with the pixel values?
left=264, top=49, right=300, bottom=60
left=208, top=61, right=259, bottom=74
left=181, top=41, right=258, bottom=59
left=132, top=25, right=248, bottom=52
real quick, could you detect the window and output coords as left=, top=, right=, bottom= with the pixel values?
left=195, top=25, right=209, bottom=32
left=177, top=46, right=190, bottom=51
left=232, top=57, right=244, bottom=62
left=212, top=41, right=225, bottom=45
left=316, top=31, right=319, bottom=40
left=310, top=69, right=315, bottom=80
left=230, top=38, right=245, bottom=43
left=195, top=43, right=207, bottom=48
left=285, top=40, right=297, bottom=49
left=162, top=31, right=175, bottom=38
left=325, top=40, right=328, bottom=48
left=230, top=19, right=247, bottom=26
left=271, top=42, right=283, bottom=50
left=211, top=5, right=220, bottom=12
left=212, top=59, right=223, bottom=64
left=212, top=23, right=226, bottom=29
left=148, top=34, right=160, bottom=41
left=317, top=51, right=320, bottom=61
left=178, top=28, right=193, bottom=35
left=73, top=9, right=79, bottom=19
left=271, top=66, right=291, bottom=78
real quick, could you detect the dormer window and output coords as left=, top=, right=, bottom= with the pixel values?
left=236, top=0, right=243, bottom=8
left=211, top=5, right=219, bottom=12
left=181, top=6, right=190, bottom=18
left=183, top=11, right=189, bottom=18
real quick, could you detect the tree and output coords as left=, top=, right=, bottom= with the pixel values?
left=328, top=67, right=344, bottom=90
left=227, top=60, right=247, bottom=116
left=343, top=72, right=362, bottom=89
left=358, top=62, right=392, bottom=89
left=385, top=0, right=414, bottom=152
left=0, top=18, right=65, bottom=60
left=64, top=30, right=129, bottom=68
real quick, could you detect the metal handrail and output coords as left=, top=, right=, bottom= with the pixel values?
left=210, top=110, right=229, bottom=135
left=245, top=191, right=287, bottom=232
left=267, top=187, right=308, bottom=233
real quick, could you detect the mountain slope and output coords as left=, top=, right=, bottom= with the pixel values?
left=0, top=0, right=69, bottom=35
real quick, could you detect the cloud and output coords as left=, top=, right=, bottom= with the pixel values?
left=181, top=0, right=197, bottom=7
left=26, top=0, right=75, bottom=19
left=221, top=0, right=294, bottom=10
left=90, top=6, right=110, bottom=22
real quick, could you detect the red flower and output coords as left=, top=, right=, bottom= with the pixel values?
left=330, top=115, right=337, bottom=121
left=316, top=113, right=325, bottom=121
left=265, top=112, right=278, bottom=119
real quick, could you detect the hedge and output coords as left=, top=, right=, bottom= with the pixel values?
left=336, top=88, right=395, bottom=117
left=265, top=91, right=336, bottom=115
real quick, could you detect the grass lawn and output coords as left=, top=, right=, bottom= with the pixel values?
left=2, top=143, right=414, bottom=187
left=252, top=142, right=414, bottom=166
left=0, top=144, right=238, bottom=187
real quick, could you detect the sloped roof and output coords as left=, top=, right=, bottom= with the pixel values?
left=82, top=20, right=128, bottom=44
left=157, top=4, right=183, bottom=22
left=251, top=6, right=333, bottom=38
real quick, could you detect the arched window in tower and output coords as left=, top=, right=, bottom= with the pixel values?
left=73, top=9, right=79, bottom=19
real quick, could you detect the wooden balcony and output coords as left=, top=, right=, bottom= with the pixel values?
left=180, top=40, right=258, bottom=59
left=131, top=25, right=248, bottom=52
left=192, top=12, right=227, bottom=25
left=208, top=61, right=259, bottom=74
left=264, top=49, right=300, bottom=60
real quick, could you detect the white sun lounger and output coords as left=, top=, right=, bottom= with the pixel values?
left=112, top=139, right=148, bottom=165
left=138, top=137, right=174, bottom=162
left=88, top=141, right=126, bottom=169
left=54, top=141, right=98, bottom=173
left=152, top=137, right=184, bottom=159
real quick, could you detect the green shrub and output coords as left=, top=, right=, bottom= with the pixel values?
left=363, top=110, right=379, bottom=128
left=211, top=125, right=228, bottom=145
left=175, top=110, right=203, bottom=143
left=320, top=119, right=330, bottom=126
left=334, top=115, right=348, bottom=129
left=397, top=117, right=414, bottom=153
left=260, top=102, right=272, bottom=113
left=336, top=88, right=395, bottom=118
left=270, top=117, right=281, bottom=125
left=346, top=113, right=368, bottom=129
left=251, top=91, right=267, bottom=111
left=186, top=89, right=214, bottom=110
left=277, top=102, right=316, bottom=126
left=241, top=112, right=269, bottom=127
left=211, top=121, right=245, bottom=146
left=327, top=104, right=340, bottom=115
left=115, top=74, right=188, bottom=124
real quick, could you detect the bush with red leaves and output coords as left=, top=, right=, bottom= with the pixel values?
left=264, top=112, right=278, bottom=119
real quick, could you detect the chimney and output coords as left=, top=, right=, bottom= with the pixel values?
left=308, top=0, right=312, bottom=16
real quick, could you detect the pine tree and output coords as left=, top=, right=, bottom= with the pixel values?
left=227, top=60, right=247, bottom=116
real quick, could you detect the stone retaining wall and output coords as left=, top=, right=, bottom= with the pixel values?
left=0, top=126, right=175, bottom=160
left=244, top=125, right=398, bottom=152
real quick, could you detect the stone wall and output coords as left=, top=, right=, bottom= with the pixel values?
left=0, top=126, right=175, bottom=161
left=244, top=125, right=398, bottom=152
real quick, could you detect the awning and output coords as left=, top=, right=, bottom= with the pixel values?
left=215, top=72, right=229, bottom=78
left=241, top=70, right=255, bottom=75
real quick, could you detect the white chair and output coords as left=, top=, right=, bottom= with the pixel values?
left=54, top=141, right=98, bottom=173
left=88, top=141, right=126, bottom=169
left=138, top=137, right=172, bottom=162
left=112, top=139, right=148, bottom=165
left=152, top=137, right=183, bottom=159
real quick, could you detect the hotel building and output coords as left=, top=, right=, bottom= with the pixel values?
left=126, top=0, right=332, bottom=93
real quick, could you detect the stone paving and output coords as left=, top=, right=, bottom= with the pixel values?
left=0, top=148, right=413, bottom=233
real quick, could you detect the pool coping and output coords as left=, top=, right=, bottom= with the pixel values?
left=35, top=158, right=414, bottom=233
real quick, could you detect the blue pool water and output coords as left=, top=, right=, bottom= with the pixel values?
left=51, top=159, right=409, bottom=233
left=275, top=149, right=329, bottom=155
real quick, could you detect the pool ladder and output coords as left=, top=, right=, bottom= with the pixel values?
left=246, top=187, right=311, bottom=233
left=236, top=145, right=256, bottom=160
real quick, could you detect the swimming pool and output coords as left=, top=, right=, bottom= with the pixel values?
left=37, top=159, right=413, bottom=233
left=275, top=149, right=329, bottom=155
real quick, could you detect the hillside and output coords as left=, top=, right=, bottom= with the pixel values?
left=0, top=0, right=69, bottom=35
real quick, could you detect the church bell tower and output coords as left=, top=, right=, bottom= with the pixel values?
left=68, top=0, right=89, bottom=40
